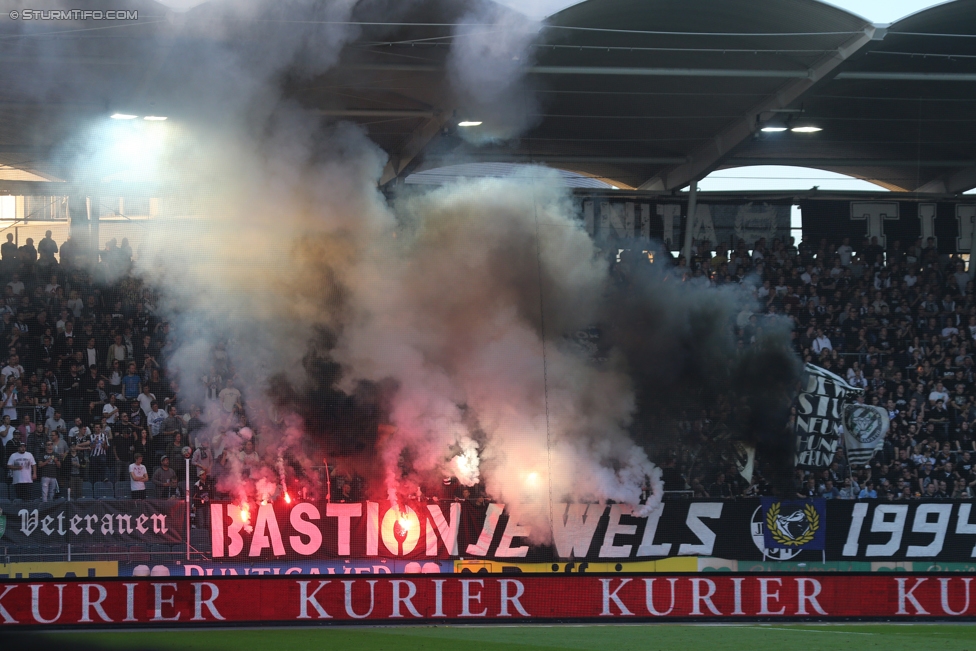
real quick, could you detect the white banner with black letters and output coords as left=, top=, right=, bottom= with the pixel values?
left=794, top=364, right=864, bottom=468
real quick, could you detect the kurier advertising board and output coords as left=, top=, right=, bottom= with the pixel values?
left=0, top=574, right=973, bottom=625
left=205, top=499, right=976, bottom=564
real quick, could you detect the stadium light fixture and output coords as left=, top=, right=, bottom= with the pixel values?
left=110, top=113, right=138, bottom=120
left=760, top=117, right=788, bottom=132
left=791, top=126, right=822, bottom=133
left=143, top=116, right=168, bottom=121
left=458, top=120, right=482, bottom=127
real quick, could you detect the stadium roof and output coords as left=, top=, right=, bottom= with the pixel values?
left=0, top=0, right=973, bottom=195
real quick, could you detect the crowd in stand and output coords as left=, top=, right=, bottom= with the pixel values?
left=655, top=233, right=976, bottom=501
left=0, top=231, right=225, bottom=508
left=4, top=225, right=976, bottom=507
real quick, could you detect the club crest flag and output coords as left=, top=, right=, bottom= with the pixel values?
left=761, top=498, right=826, bottom=550
left=842, top=404, right=889, bottom=467
left=794, top=364, right=863, bottom=468
left=733, top=441, right=755, bottom=485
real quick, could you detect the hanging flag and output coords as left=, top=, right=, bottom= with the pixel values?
left=794, top=364, right=863, bottom=468
left=842, top=404, right=889, bottom=467
left=732, top=441, right=755, bottom=485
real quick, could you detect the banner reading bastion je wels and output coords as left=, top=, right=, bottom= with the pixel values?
left=207, top=499, right=976, bottom=564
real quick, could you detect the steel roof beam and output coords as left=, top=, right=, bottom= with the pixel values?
left=915, top=166, right=976, bottom=194
left=315, top=108, right=436, bottom=118
left=728, top=158, right=974, bottom=167
left=638, top=25, right=880, bottom=192
left=835, top=72, right=976, bottom=82
left=338, top=64, right=976, bottom=83
left=423, top=154, right=688, bottom=165
left=379, top=110, right=455, bottom=186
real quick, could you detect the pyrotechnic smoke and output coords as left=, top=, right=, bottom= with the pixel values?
left=9, top=0, right=802, bottom=536
left=447, top=1, right=542, bottom=141
left=334, top=171, right=664, bottom=537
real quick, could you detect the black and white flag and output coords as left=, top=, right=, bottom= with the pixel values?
left=842, top=404, right=889, bottom=467
left=794, top=364, right=863, bottom=468
left=733, top=441, right=755, bottom=484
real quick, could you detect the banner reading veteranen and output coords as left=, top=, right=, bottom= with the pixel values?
left=0, top=574, right=974, bottom=625
left=207, top=499, right=976, bottom=564
left=794, top=364, right=863, bottom=468
left=0, top=500, right=184, bottom=546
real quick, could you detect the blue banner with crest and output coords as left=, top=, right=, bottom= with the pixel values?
left=761, top=498, right=827, bottom=551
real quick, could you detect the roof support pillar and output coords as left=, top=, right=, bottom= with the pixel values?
left=683, top=181, right=698, bottom=264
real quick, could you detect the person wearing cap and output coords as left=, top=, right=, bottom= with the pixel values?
left=152, top=455, right=178, bottom=499
left=7, top=440, right=36, bottom=500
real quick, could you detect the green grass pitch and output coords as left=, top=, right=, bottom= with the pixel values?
left=39, top=624, right=976, bottom=651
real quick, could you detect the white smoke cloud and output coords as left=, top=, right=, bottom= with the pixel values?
left=15, top=0, right=685, bottom=539
left=447, top=2, right=543, bottom=141
left=334, top=170, right=663, bottom=538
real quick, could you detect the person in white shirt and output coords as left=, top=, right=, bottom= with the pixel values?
left=1, top=380, right=17, bottom=421
left=218, top=378, right=242, bottom=413
left=137, top=386, right=156, bottom=420
left=812, top=329, right=833, bottom=354
left=837, top=238, right=853, bottom=266
left=129, top=453, right=149, bottom=499
left=1, top=354, right=24, bottom=383
left=147, top=401, right=167, bottom=438
left=0, top=414, right=14, bottom=446
left=7, top=440, right=36, bottom=500
left=106, top=334, right=127, bottom=370
left=68, top=417, right=91, bottom=444
left=103, top=395, right=120, bottom=425
left=6, top=273, right=25, bottom=296
left=929, top=382, right=950, bottom=406
left=44, top=274, right=60, bottom=296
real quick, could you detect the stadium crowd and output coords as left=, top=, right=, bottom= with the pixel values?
left=653, top=233, right=976, bottom=501
left=3, top=226, right=976, bottom=508
left=0, top=232, right=219, bottom=505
